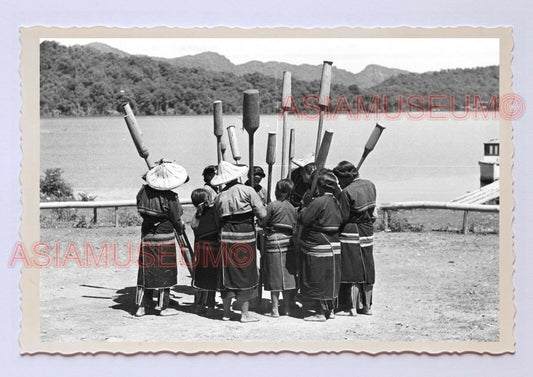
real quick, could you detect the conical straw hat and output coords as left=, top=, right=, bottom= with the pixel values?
left=145, top=160, right=188, bottom=191
left=292, top=152, right=315, bottom=167
left=210, top=161, right=248, bottom=186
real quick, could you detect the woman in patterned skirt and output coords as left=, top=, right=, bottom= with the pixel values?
left=333, top=160, right=377, bottom=316
left=190, top=188, right=221, bottom=317
left=298, top=170, right=343, bottom=322
left=135, top=160, right=188, bottom=317
left=211, top=161, right=267, bottom=323
left=258, top=179, right=298, bottom=317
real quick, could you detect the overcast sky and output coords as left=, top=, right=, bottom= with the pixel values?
left=46, top=38, right=499, bottom=74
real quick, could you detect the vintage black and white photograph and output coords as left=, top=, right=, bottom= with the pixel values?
left=18, top=27, right=514, bottom=354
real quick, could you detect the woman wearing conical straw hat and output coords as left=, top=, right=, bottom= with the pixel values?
left=134, top=159, right=188, bottom=317
left=212, top=161, right=267, bottom=322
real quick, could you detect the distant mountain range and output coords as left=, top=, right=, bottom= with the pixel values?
left=86, top=42, right=130, bottom=58
left=86, top=42, right=409, bottom=89
left=41, top=41, right=499, bottom=117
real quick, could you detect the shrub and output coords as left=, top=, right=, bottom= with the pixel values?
left=377, top=210, right=425, bottom=233
left=118, top=208, right=142, bottom=227
left=40, top=168, right=74, bottom=201
left=39, top=169, right=102, bottom=226
left=74, top=215, right=94, bottom=228
left=388, top=216, right=424, bottom=232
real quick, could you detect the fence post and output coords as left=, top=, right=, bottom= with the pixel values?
left=93, top=208, right=97, bottom=224
left=114, top=206, right=119, bottom=228
left=462, top=210, right=469, bottom=234
left=383, top=209, right=390, bottom=232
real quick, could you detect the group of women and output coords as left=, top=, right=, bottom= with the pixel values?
left=134, top=158, right=377, bottom=323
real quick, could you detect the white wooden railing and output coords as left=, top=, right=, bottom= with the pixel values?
left=40, top=199, right=193, bottom=227
left=41, top=199, right=499, bottom=233
left=379, top=201, right=499, bottom=234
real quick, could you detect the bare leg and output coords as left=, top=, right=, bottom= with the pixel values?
left=270, top=292, right=280, bottom=317
left=205, top=291, right=217, bottom=317
left=155, top=288, right=176, bottom=316
left=195, top=291, right=207, bottom=315
left=154, top=289, right=164, bottom=311
left=162, top=288, right=170, bottom=309
left=281, top=290, right=296, bottom=315
left=240, top=300, right=260, bottom=323
left=206, top=291, right=216, bottom=308
left=355, top=283, right=363, bottom=312
left=222, top=297, right=232, bottom=321
left=334, top=284, right=351, bottom=316
left=134, top=286, right=145, bottom=317
left=348, top=284, right=357, bottom=315
left=360, top=284, right=373, bottom=315
left=322, top=300, right=335, bottom=319
left=193, top=291, right=202, bottom=313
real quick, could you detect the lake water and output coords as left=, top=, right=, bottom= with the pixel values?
left=40, top=114, right=498, bottom=204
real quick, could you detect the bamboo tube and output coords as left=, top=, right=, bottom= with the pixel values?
left=227, top=125, right=242, bottom=163
left=243, top=89, right=260, bottom=186
left=306, top=130, right=334, bottom=206
left=122, top=103, right=153, bottom=169
left=213, top=100, right=223, bottom=164
left=314, top=61, right=333, bottom=158
left=280, top=71, right=292, bottom=179
left=220, top=141, right=227, bottom=161
left=356, top=123, right=386, bottom=170
left=287, top=128, right=295, bottom=179
left=266, top=132, right=277, bottom=203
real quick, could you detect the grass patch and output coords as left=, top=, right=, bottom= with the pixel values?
left=40, top=204, right=197, bottom=229
left=375, top=208, right=498, bottom=234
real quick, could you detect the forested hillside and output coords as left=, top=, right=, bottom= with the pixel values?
left=40, top=41, right=499, bottom=117
left=365, top=66, right=499, bottom=111
left=40, top=41, right=358, bottom=116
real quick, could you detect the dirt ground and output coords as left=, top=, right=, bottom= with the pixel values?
left=37, top=225, right=499, bottom=345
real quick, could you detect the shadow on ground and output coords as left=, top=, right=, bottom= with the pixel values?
left=110, top=286, right=137, bottom=315
left=109, top=285, right=203, bottom=317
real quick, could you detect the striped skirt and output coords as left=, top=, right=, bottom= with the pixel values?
left=262, top=231, right=297, bottom=291
left=192, top=238, right=222, bottom=292
left=219, top=214, right=259, bottom=295
left=137, top=230, right=178, bottom=289
left=299, top=231, right=341, bottom=300
left=339, top=222, right=375, bottom=284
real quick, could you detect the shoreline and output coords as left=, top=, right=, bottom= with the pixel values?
left=40, top=206, right=499, bottom=235
left=40, top=109, right=500, bottom=121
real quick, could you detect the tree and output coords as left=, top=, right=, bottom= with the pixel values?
left=40, top=168, right=74, bottom=202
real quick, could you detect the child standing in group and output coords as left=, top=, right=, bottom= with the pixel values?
left=259, top=179, right=298, bottom=317
left=190, top=188, right=221, bottom=317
